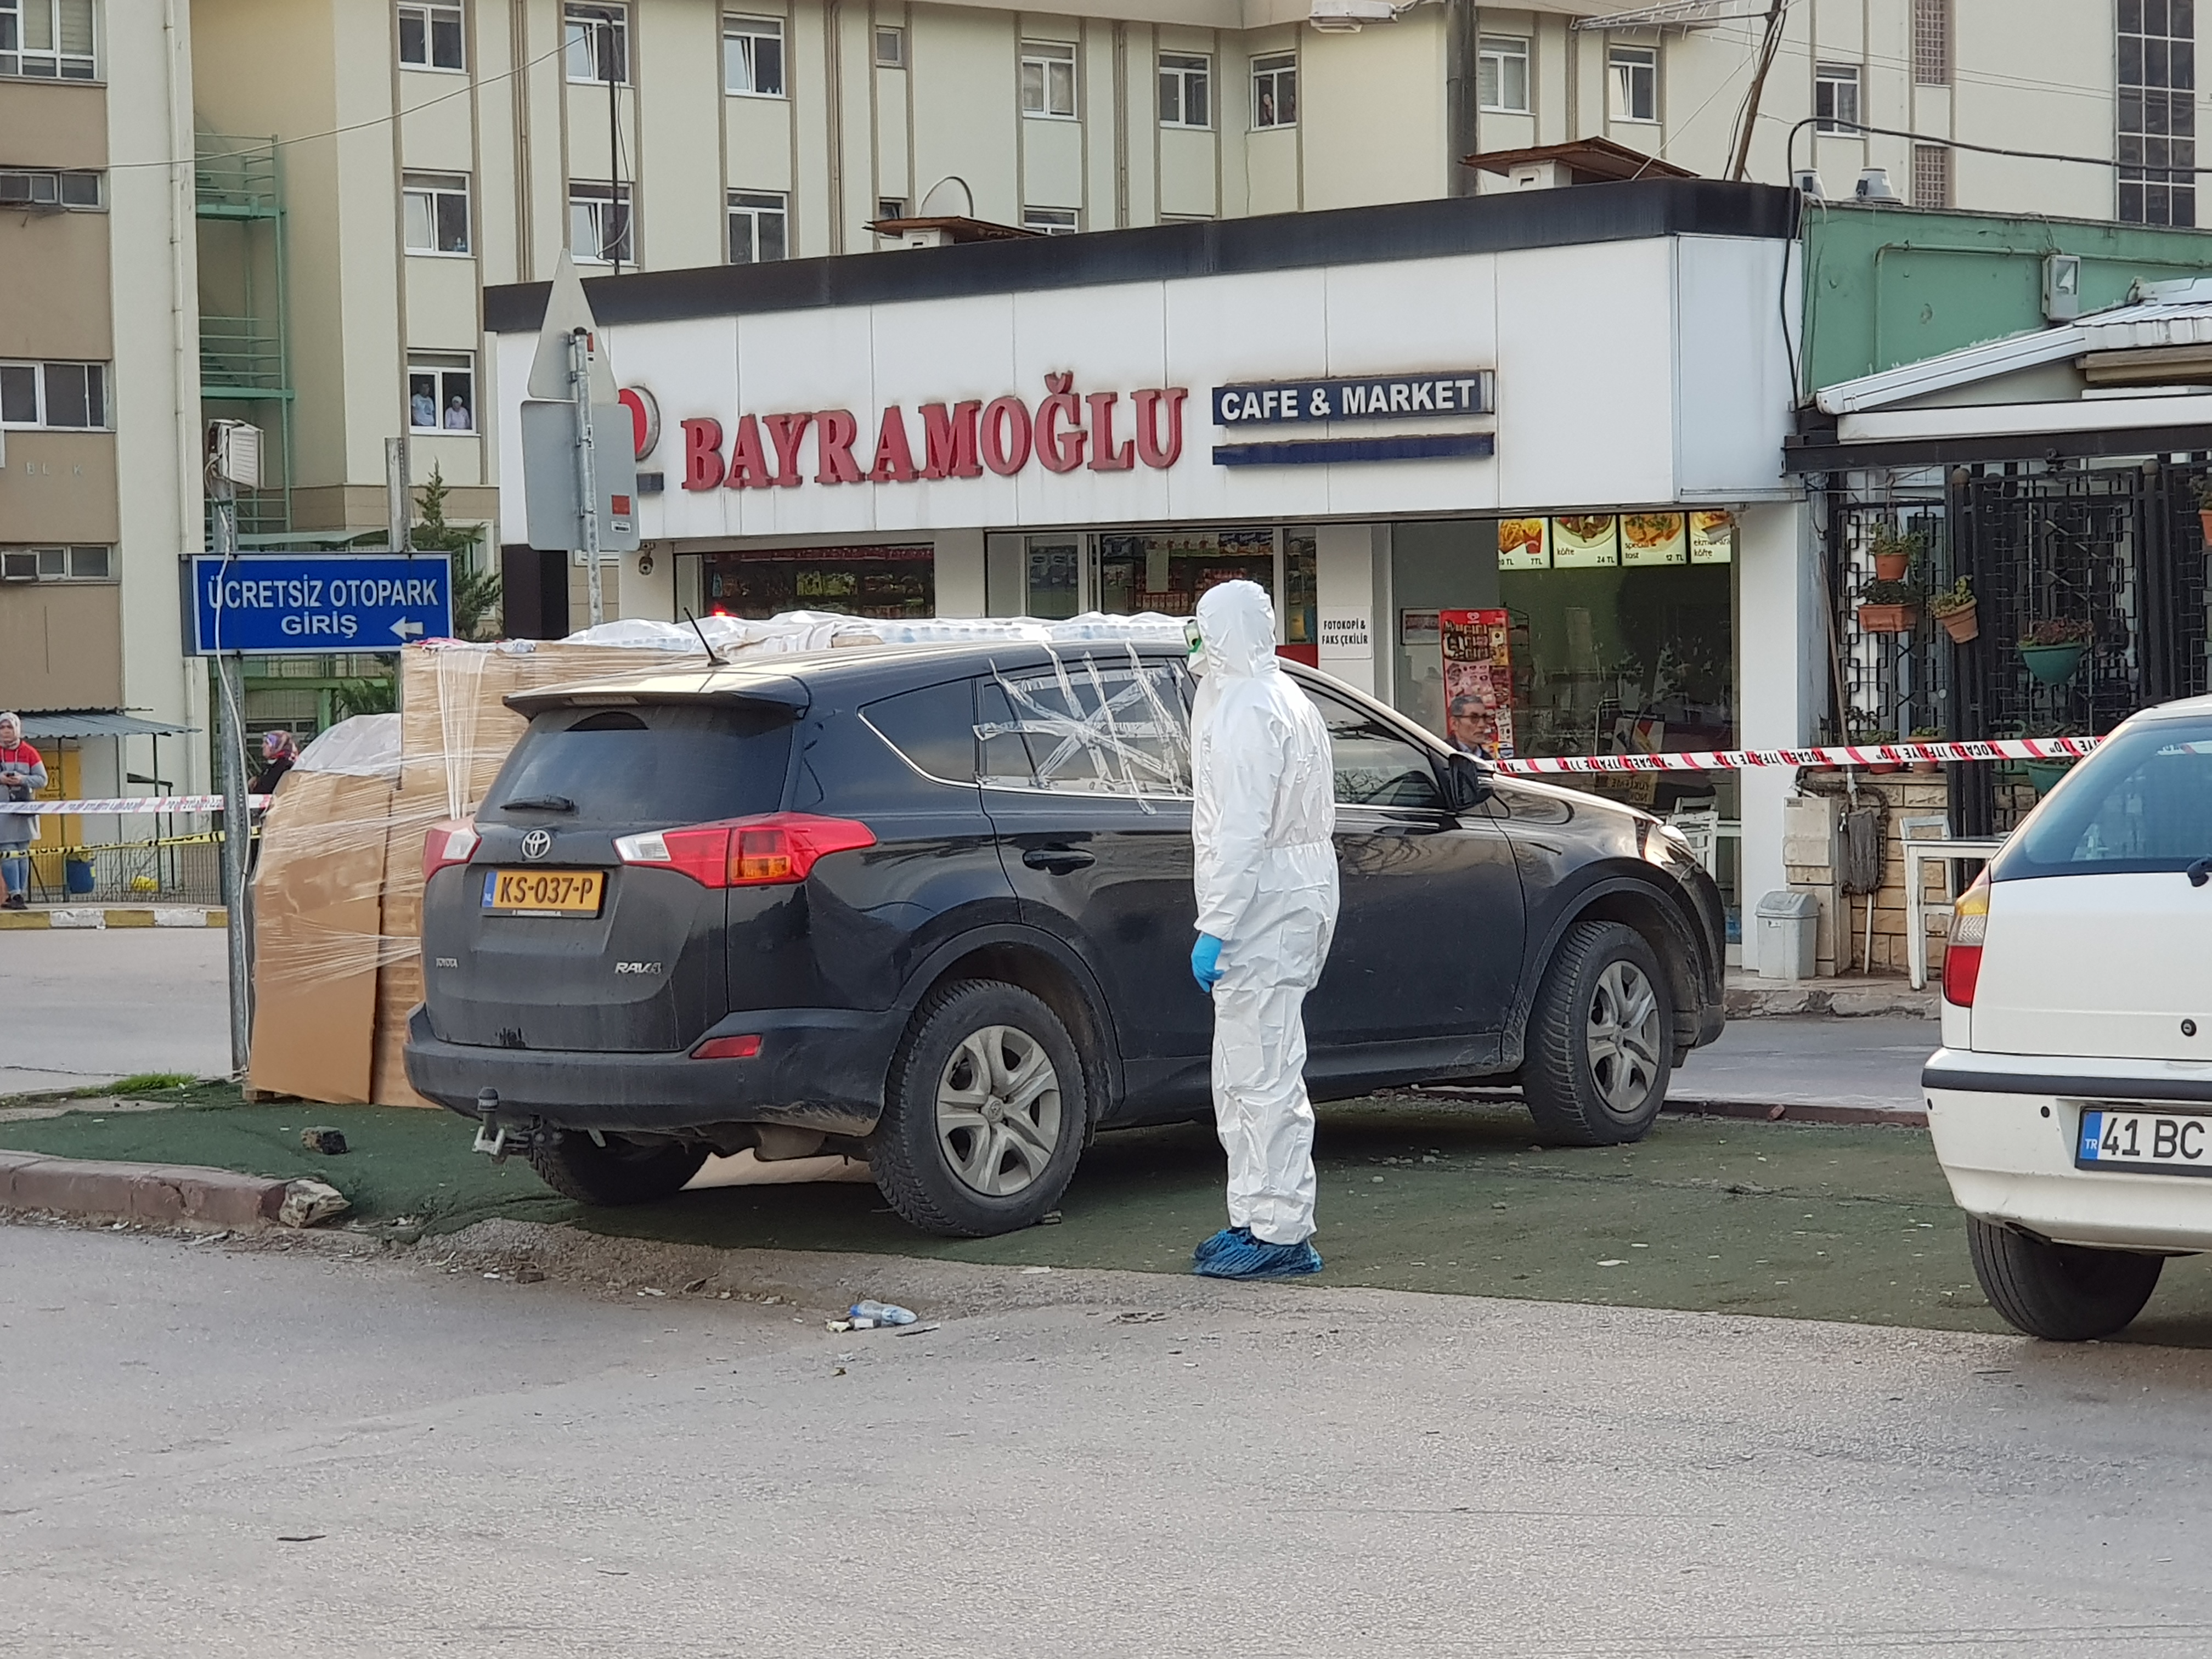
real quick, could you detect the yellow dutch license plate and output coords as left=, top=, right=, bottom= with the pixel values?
left=481, top=868, right=605, bottom=917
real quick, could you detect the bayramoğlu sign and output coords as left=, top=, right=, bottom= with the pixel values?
left=665, top=366, right=1496, bottom=489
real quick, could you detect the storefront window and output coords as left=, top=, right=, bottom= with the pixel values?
left=1094, top=527, right=1274, bottom=618
left=701, top=545, right=934, bottom=619
left=1283, top=530, right=1317, bottom=658
left=1024, top=539, right=1082, bottom=620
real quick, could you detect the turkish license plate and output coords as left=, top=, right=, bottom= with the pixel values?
left=2076, top=1107, right=2212, bottom=1176
left=481, top=868, right=605, bottom=917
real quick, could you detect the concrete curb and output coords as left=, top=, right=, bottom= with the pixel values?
left=0, top=1150, right=290, bottom=1230
left=0, top=906, right=226, bottom=930
left=1661, top=1096, right=1929, bottom=1129
left=1726, top=979, right=1938, bottom=1019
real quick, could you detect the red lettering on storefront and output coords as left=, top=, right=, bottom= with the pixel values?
left=763, top=413, right=814, bottom=488
left=814, top=409, right=864, bottom=484
left=1034, top=373, right=1087, bottom=473
left=868, top=407, right=920, bottom=483
left=680, top=418, right=726, bottom=490
left=980, top=396, right=1032, bottom=476
left=724, top=414, right=772, bottom=490
left=921, top=401, right=983, bottom=479
left=1086, top=392, right=1133, bottom=472
left=1133, top=387, right=1187, bottom=470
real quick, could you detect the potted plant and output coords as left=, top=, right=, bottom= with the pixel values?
left=1909, top=726, right=1944, bottom=774
left=1858, top=577, right=1923, bottom=634
left=2192, top=474, right=2212, bottom=544
left=1850, top=724, right=1900, bottom=774
left=2019, top=617, right=2092, bottom=685
left=2023, top=722, right=2083, bottom=795
left=1869, top=525, right=1923, bottom=584
left=1928, top=577, right=1979, bottom=644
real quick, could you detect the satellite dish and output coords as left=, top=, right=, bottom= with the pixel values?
left=916, top=176, right=975, bottom=219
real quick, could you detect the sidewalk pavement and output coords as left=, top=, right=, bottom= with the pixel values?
left=1669, top=1013, right=1935, bottom=1120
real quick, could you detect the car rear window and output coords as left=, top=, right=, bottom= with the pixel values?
left=481, top=703, right=792, bottom=827
left=862, top=678, right=978, bottom=782
left=1997, top=716, right=2212, bottom=879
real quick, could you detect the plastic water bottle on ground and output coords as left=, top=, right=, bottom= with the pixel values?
left=849, top=1299, right=917, bottom=1327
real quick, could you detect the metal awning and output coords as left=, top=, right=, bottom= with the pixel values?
left=14, top=712, right=194, bottom=740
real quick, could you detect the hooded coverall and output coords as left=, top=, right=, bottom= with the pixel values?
left=1190, top=579, right=1340, bottom=1247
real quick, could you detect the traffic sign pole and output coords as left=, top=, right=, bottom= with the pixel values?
left=207, top=481, right=253, bottom=1077
left=572, top=328, right=605, bottom=627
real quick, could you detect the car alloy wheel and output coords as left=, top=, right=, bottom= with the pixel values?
left=934, top=1023, right=1064, bottom=1197
left=1585, top=959, right=1663, bottom=1115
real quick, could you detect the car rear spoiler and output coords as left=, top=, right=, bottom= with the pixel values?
left=504, top=673, right=812, bottom=720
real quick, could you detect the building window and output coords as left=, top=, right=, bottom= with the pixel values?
left=568, top=179, right=632, bottom=263
left=877, top=196, right=906, bottom=220
left=1607, top=44, right=1658, bottom=124
left=1814, top=62, right=1861, bottom=134
left=402, top=171, right=471, bottom=255
left=727, top=189, right=788, bottom=262
left=0, top=545, right=111, bottom=581
left=397, top=2, right=464, bottom=71
left=1159, top=52, right=1210, bottom=128
left=1477, top=35, right=1529, bottom=114
left=0, top=360, right=106, bottom=428
left=1912, top=0, right=1951, bottom=86
left=1251, top=51, right=1296, bottom=128
left=564, top=1, right=626, bottom=84
left=874, top=26, right=904, bottom=68
left=1021, top=40, right=1076, bottom=119
left=1023, top=206, right=1078, bottom=235
left=0, top=0, right=94, bottom=79
left=722, top=14, right=782, bottom=97
left=1912, top=142, right=1952, bottom=209
left=408, top=356, right=475, bottom=433
left=0, top=167, right=101, bottom=207
left=2119, top=0, right=2196, bottom=227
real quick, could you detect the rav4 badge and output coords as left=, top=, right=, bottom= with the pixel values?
left=614, top=961, right=665, bottom=975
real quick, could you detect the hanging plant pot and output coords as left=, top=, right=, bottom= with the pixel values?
left=2019, top=642, right=2087, bottom=685
left=1858, top=601, right=1921, bottom=634
left=1872, top=551, right=1911, bottom=583
left=2024, top=759, right=2075, bottom=795
left=1933, top=601, right=1980, bottom=644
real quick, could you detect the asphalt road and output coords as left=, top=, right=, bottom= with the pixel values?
left=9, top=1225, right=2212, bottom=1658
left=0, top=929, right=230, bottom=1093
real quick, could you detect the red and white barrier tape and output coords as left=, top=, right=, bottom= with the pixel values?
left=0, top=795, right=272, bottom=816
left=1493, top=737, right=2100, bottom=776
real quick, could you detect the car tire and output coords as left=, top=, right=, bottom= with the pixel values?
left=870, top=978, right=1088, bottom=1238
left=526, top=1131, right=708, bottom=1206
left=1522, top=919, right=1674, bottom=1147
left=1967, top=1217, right=2164, bottom=1341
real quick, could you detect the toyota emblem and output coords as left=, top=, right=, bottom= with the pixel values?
left=520, top=829, right=552, bottom=860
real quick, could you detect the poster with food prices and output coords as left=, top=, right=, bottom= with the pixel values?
left=1438, top=607, right=1516, bottom=759
left=1689, top=509, right=1736, bottom=564
left=1549, top=514, right=1620, bottom=568
left=1619, top=512, right=1688, bottom=566
left=1496, top=517, right=1550, bottom=570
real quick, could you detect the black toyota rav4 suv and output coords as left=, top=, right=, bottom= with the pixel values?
left=405, top=641, right=1725, bottom=1237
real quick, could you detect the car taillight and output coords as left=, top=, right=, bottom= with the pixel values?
left=1943, top=868, right=1991, bottom=1007
left=613, top=813, right=875, bottom=889
left=423, top=819, right=479, bottom=883
left=692, top=1034, right=762, bottom=1059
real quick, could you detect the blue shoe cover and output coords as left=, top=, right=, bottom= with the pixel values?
left=1192, top=1227, right=1251, bottom=1268
left=1193, top=1235, right=1323, bottom=1280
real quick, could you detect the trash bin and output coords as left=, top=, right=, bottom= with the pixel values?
left=1756, top=889, right=1820, bottom=981
left=64, top=856, right=95, bottom=895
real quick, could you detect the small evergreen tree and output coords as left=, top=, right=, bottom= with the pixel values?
left=410, top=464, right=501, bottom=640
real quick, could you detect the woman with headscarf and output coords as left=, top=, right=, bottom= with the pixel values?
left=250, top=729, right=297, bottom=798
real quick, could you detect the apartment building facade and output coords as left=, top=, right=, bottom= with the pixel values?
left=0, top=1, right=205, bottom=795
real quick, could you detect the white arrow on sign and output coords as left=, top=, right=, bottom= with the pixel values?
left=390, top=620, right=426, bottom=641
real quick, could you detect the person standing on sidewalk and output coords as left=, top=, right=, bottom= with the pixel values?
left=1184, top=580, right=1340, bottom=1281
left=0, top=713, right=49, bottom=911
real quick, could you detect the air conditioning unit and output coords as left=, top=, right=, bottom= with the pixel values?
left=1310, top=0, right=1398, bottom=31
left=205, top=419, right=263, bottom=490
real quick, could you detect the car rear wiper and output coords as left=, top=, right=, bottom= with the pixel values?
left=501, top=794, right=577, bottom=814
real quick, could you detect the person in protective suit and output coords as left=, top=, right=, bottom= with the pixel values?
left=1185, top=579, right=1340, bottom=1280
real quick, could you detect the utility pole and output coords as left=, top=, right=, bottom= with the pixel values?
left=1728, top=0, right=1790, bottom=182
left=572, top=326, right=605, bottom=626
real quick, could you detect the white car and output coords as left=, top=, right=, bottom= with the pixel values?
left=1925, top=695, right=2212, bottom=1340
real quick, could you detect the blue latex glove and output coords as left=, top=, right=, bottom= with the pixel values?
left=1191, top=933, right=1225, bottom=991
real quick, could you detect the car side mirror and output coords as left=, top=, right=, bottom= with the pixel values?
left=1443, top=752, right=1492, bottom=811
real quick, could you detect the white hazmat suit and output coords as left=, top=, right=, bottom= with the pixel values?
left=1190, top=579, right=1340, bottom=1248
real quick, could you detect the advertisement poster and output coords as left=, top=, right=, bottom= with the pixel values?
left=1549, top=515, right=1620, bottom=568
left=1688, top=509, right=1736, bottom=564
left=1438, top=607, right=1516, bottom=759
left=1618, top=512, right=1688, bottom=566
left=1496, top=517, right=1550, bottom=570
